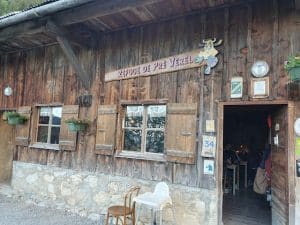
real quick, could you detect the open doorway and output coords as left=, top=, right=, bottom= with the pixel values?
left=0, top=111, right=15, bottom=184
left=221, top=104, right=292, bottom=225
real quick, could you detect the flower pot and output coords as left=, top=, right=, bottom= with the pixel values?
left=288, top=67, right=300, bottom=82
left=67, top=123, right=87, bottom=132
left=7, top=116, right=25, bottom=125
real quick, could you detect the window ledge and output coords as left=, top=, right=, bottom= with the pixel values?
left=115, top=151, right=166, bottom=162
left=29, top=143, right=60, bottom=151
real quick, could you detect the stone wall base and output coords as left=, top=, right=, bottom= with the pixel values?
left=11, top=161, right=218, bottom=225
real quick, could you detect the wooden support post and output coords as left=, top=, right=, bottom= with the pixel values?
left=46, top=20, right=90, bottom=89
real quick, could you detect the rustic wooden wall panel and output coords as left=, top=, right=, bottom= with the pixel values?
left=277, top=0, right=295, bottom=99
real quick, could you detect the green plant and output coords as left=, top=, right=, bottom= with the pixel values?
left=4, top=111, right=28, bottom=125
left=284, top=55, right=300, bottom=71
left=65, top=118, right=91, bottom=125
left=65, top=118, right=90, bottom=132
left=284, top=55, right=300, bottom=82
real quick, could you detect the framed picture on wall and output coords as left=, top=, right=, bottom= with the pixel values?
left=230, top=77, right=243, bottom=98
left=251, top=77, right=269, bottom=98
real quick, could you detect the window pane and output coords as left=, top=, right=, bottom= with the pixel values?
left=147, top=105, right=166, bottom=128
left=50, top=127, right=60, bottom=144
left=39, top=107, right=51, bottom=124
left=52, top=107, right=62, bottom=125
left=146, top=131, right=164, bottom=153
left=37, top=126, right=48, bottom=143
left=124, top=129, right=141, bottom=152
left=125, top=106, right=144, bottom=128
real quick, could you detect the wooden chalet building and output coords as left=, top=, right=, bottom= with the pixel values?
left=0, top=0, right=300, bottom=224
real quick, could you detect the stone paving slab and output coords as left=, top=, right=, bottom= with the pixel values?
left=0, top=194, right=100, bottom=225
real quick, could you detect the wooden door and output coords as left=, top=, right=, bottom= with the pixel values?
left=0, top=112, right=15, bottom=183
left=271, top=104, right=294, bottom=225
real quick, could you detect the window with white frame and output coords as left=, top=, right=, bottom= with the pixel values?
left=123, top=105, right=166, bottom=154
left=36, top=107, right=62, bottom=144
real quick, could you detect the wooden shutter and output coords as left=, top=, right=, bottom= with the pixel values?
left=94, top=105, right=117, bottom=155
left=15, top=106, right=32, bottom=146
left=165, top=103, right=198, bottom=164
left=59, top=105, right=79, bottom=151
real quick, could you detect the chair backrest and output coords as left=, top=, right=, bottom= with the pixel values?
left=153, top=182, right=170, bottom=197
left=124, top=186, right=140, bottom=212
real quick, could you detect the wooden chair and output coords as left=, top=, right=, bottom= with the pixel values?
left=105, top=186, right=140, bottom=225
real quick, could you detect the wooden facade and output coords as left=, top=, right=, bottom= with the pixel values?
left=0, top=0, right=299, bottom=224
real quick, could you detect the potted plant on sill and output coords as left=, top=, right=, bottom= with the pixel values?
left=65, top=118, right=90, bottom=132
left=284, top=54, right=300, bottom=82
left=4, top=111, right=28, bottom=125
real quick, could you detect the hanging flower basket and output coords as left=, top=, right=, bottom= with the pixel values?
left=65, top=118, right=90, bottom=132
left=288, top=67, right=300, bottom=82
left=284, top=55, right=300, bottom=82
left=67, top=122, right=88, bottom=132
left=5, top=112, right=27, bottom=125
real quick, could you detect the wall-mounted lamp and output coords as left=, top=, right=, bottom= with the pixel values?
left=4, top=85, right=12, bottom=97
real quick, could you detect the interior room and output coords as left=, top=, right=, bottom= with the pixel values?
left=222, top=105, right=273, bottom=225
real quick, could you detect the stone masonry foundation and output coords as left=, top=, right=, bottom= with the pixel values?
left=11, top=161, right=218, bottom=225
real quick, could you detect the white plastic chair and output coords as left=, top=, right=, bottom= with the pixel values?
left=134, top=182, right=177, bottom=225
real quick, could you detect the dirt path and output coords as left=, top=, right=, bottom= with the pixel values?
left=0, top=194, right=100, bottom=225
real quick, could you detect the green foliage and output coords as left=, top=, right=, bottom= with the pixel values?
left=0, top=0, right=44, bottom=16
left=65, top=118, right=91, bottom=125
left=4, top=111, right=20, bottom=118
left=4, top=111, right=28, bottom=125
left=284, top=55, right=300, bottom=71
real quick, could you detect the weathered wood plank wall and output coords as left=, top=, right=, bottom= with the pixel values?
left=0, top=0, right=298, bottom=187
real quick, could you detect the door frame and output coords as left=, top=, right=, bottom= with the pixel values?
left=0, top=110, right=16, bottom=184
left=217, top=100, right=296, bottom=225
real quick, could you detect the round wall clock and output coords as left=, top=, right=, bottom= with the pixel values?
left=294, top=118, right=300, bottom=136
left=251, top=60, right=269, bottom=78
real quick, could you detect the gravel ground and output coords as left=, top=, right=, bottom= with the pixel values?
left=0, top=194, right=100, bottom=225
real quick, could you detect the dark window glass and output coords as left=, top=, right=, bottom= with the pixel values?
left=37, top=126, right=48, bottom=143
left=146, top=131, right=164, bottom=153
left=124, top=130, right=142, bottom=152
left=50, top=127, right=60, bottom=144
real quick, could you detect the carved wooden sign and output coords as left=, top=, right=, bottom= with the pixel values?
left=105, top=50, right=201, bottom=82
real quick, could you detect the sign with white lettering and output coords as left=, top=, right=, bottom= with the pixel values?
left=105, top=50, right=201, bottom=82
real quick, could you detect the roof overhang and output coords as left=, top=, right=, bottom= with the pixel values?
left=0, top=0, right=256, bottom=53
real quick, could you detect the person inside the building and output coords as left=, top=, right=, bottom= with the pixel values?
left=246, top=145, right=262, bottom=186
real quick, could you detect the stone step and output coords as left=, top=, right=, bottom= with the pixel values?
left=0, top=183, right=14, bottom=197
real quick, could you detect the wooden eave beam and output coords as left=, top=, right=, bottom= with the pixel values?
left=0, top=0, right=160, bottom=44
left=52, top=0, right=163, bottom=26
left=46, top=20, right=90, bottom=89
left=0, top=20, right=46, bottom=42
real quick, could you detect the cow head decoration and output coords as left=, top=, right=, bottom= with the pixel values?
left=195, top=38, right=223, bottom=75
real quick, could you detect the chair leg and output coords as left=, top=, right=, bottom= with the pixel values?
left=159, top=210, right=163, bottom=225
left=151, top=208, right=154, bottom=225
left=116, top=216, right=119, bottom=225
left=105, top=213, right=110, bottom=225
left=171, top=206, right=177, bottom=225
left=135, top=204, right=141, bottom=225
left=132, top=211, right=136, bottom=225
